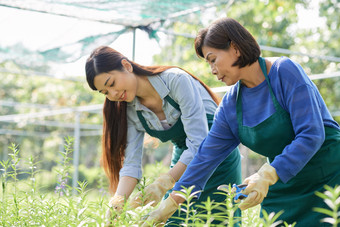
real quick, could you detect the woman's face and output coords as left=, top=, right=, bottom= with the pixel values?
left=202, top=45, right=240, bottom=86
left=93, top=68, right=137, bottom=102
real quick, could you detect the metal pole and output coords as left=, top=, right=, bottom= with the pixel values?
left=132, top=28, right=136, bottom=61
left=3, top=139, right=8, bottom=160
left=72, top=111, right=81, bottom=193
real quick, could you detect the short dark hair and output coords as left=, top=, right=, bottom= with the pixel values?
left=195, top=18, right=261, bottom=68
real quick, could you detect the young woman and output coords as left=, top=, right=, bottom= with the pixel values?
left=85, top=46, right=241, bottom=225
left=144, top=18, right=340, bottom=227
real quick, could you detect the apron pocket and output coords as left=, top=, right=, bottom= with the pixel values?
left=288, top=165, right=324, bottom=184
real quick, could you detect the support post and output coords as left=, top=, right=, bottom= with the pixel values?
left=132, top=28, right=136, bottom=61
left=72, top=111, right=81, bottom=194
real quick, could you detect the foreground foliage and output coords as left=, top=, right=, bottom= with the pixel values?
left=1, top=138, right=339, bottom=226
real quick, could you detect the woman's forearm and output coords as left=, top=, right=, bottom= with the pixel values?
left=168, top=162, right=188, bottom=204
left=168, top=161, right=187, bottom=181
left=115, top=176, right=138, bottom=198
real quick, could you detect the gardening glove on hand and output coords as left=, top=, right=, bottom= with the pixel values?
left=130, top=173, right=175, bottom=208
left=142, top=195, right=179, bottom=227
left=239, top=163, right=279, bottom=210
left=105, top=194, right=125, bottom=225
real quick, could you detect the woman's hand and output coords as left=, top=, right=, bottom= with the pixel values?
left=238, top=163, right=279, bottom=210
left=130, top=173, right=175, bottom=208
left=142, top=193, right=181, bottom=227
left=105, top=194, right=126, bottom=226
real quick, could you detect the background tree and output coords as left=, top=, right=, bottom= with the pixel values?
left=153, top=0, right=339, bottom=122
left=152, top=0, right=339, bottom=176
left=1, top=0, right=339, bottom=188
left=0, top=61, right=104, bottom=173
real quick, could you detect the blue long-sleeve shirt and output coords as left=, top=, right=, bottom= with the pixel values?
left=174, top=57, right=340, bottom=194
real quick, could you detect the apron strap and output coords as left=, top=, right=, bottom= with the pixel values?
left=137, top=111, right=151, bottom=132
left=237, top=57, right=281, bottom=126
left=137, top=95, right=181, bottom=136
left=259, top=57, right=282, bottom=112
left=164, top=95, right=180, bottom=111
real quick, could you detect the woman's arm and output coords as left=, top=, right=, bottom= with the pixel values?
left=141, top=85, right=240, bottom=226
left=172, top=99, right=240, bottom=195
left=270, top=59, right=326, bottom=183
left=119, top=122, right=145, bottom=180
left=115, top=176, right=138, bottom=197
left=106, top=176, right=138, bottom=222
left=168, top=71, right=213, bottom=166
left=168, top=161, right=187, bottom=181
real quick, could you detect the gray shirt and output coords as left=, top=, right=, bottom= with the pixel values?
left=119, top=68, right=218, bottom=180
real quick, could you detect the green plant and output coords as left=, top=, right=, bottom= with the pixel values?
left=8, top=143, right=20, bottom=220
left=213, top=185, right=242, bottom=226
left=24, top=155, right=40, bottom=195
left=1, top=138, right=339, bottom=226
left=314, top=185, right=340, bottom=227
left=175, top=185, right=202, bottom=225
left=0, top=157, right=11, bottom=225
left=260, top=210, right=285, bottom=227
left=55, top=136, right=73, bottom=197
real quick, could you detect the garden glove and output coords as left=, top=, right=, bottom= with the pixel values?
left=142, top=195, right=179, bottom=227
left=238, top=163, right=279, bottom=210
left=130, top=173, right=175, bottom=208
left=105, top=194, right=125, bottom=225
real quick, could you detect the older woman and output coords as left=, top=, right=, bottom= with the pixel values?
left=144, top=17, right=340, bottom=227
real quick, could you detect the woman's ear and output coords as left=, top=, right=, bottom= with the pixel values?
left=121, top=59, right=133, bottom=73
left=230, top=41, right=240, bottom=57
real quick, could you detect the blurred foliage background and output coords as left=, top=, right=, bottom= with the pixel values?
left=0, top=0, right=339, bottom=192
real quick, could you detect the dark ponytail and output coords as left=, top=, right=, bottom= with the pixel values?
left=101, top=99, right=127, bottom=193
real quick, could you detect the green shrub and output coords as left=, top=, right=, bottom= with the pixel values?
left=0, top=139, right=338, bottom=226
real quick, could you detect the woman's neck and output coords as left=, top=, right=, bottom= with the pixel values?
left=240, top=59, right=271, bottom=88
left=136, top=75, right=158, bottom=102
left=136, top=76, right=163, bottom=110
left=136, top=75, right=165, bottom=120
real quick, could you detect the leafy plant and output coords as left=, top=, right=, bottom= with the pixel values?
left=0, top=138, right=339, bottom=226
left=54, top=136, right=74, bottom=197
left=314, top=185, right=340, bottom=227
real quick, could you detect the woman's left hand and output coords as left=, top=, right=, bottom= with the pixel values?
left=130, top=173, right=175, bottom=208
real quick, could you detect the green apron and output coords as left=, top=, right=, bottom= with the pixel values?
left=137, top=95, right=242, bottom=226
left=237, top=57, right=340, bottom=227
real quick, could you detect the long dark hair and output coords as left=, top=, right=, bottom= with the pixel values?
left=85, top=46, right=219, bottom=193
left=195, top=17, right=261, bottom=68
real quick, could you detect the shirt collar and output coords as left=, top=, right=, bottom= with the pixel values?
left=147, top=74, right=170, bottom=99
left=127, top=97, right=144, bottom=111
left=127, top=74, right=169, bottom=111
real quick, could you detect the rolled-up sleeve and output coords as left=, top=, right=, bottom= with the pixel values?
left=168, top=73, right=210, bottom=166
left=119, top=122, right=144, bottom=180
